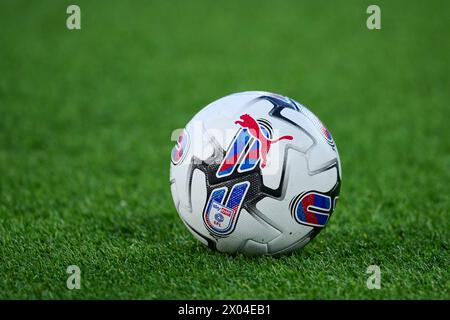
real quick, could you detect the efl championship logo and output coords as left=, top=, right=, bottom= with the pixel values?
left=204, top=114, right=294, bottom=236
left=203, top=182, right=250, bottom=236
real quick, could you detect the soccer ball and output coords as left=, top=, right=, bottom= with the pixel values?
left=170, top=91, right=341, bottom=255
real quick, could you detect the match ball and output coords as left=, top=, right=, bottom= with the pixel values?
left=170, top=91, right=341, bottom=255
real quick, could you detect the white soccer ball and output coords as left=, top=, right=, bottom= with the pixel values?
left=170, top=91, right=341, bottom=255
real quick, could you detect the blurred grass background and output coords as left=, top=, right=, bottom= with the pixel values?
left=0, top=0, right=449, bottom=298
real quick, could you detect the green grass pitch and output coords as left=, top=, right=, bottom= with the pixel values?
left=0, top=0, right=449, bottom=299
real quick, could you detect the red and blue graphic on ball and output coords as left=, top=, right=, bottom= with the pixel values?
left=204, top=114, right=294, bottom=236
left=290, top=191, right=337, bottom=228
left=171, top=129, right=190, bottom=165
left=216, top=114, right=293, bottom=177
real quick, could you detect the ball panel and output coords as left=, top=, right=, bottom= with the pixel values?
left=240, top=240, right=268, bottom=256
left=215, top=208, right=281, bottom=254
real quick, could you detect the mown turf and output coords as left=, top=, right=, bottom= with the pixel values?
left=0, top=0, right=449, bottom=299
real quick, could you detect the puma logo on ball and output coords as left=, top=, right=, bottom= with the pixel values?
left=235, top=114, right=293, bottom=168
